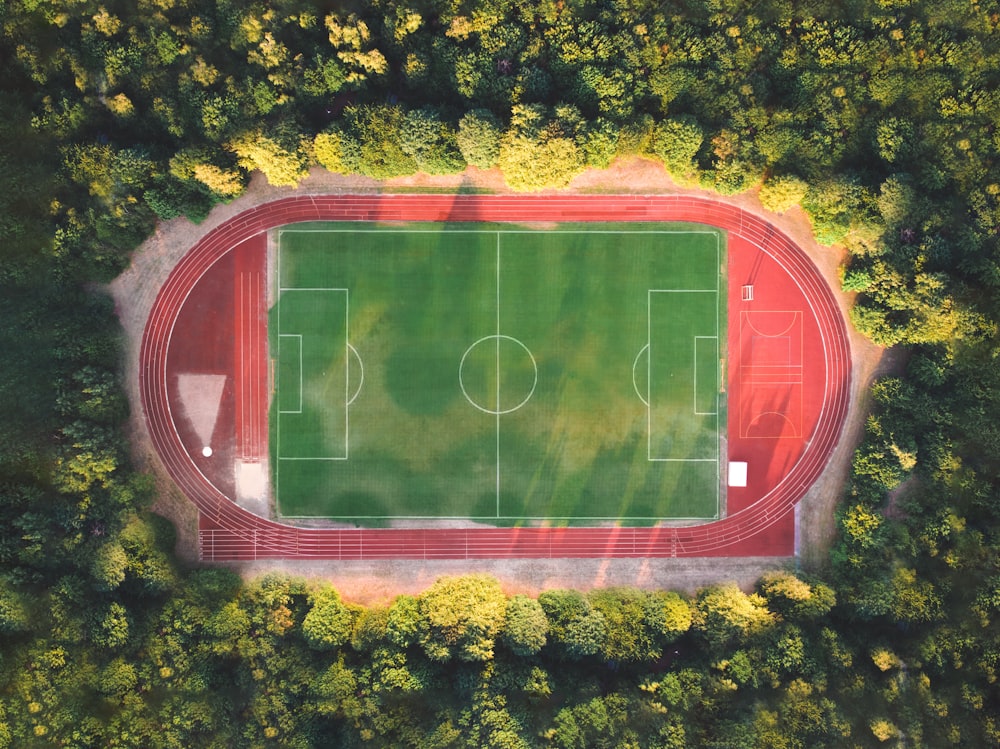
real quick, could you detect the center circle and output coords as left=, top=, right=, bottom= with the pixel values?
left=459, top=335, right=538, bottom=415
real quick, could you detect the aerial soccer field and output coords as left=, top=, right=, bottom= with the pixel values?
left=270, top=222, right=725, bottom=524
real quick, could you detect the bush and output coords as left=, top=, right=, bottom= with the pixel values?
left=652, top=117, right=703, bottom=184
left=457, top=109, right=502, bottom=169
left=759, top=175, right=808, bottom=214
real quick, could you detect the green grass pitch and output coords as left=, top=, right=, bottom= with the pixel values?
left=269, top=222, right=725, bottom=525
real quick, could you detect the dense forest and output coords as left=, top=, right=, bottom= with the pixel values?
left=0, top=0, right=999, bottom=745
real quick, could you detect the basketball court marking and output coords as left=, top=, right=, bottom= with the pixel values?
left=738, top=310, right=804, bottom=439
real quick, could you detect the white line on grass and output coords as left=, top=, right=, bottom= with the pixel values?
left=277, top=335, right=303, bottom=413
left=694, top=336, right=719, bottom=416
left=496, top=232, right=501, bottom=518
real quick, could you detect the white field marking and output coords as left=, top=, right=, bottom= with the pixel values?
left=277, top=335, right=303, bottom=413
left=496, top=232, right=500, bottom=517
left=743, top=309, right=801, bottom=339
left=278, top=228, right=721, bottom=235
left=458, top=335, right=538, bottom=416
left=736, top=232, right=833, bottom=453
left=694, top=336, right=719, bottom=416
left=276, top=235, right=281, bottom=494
left=738, top=310, right=805, bottom=439
left=279, top=287, right=349, bottom=291
left=345, top=290, right=350, bottom=459
left=648, top=458, right=719, bottom=462
left=276, top=512, right=720, bottom=521
left=252, top=271, right=262, bottom=457
left=632, top=344, right=650, bottom=407
left=347, top=343, right=364, bottom=406
left=276, top=289, right=349, bottom=463
left=647, top=289, right=719, bottom=462
left=279, top=457, right=348, bottom=461
left=275, top=225, right=727, bottom=522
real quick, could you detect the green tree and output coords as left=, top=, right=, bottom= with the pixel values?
left=758, top=572, right=836, bottom=621
left=538, top=589, right=607, bottom=659
left=652, top=117, right=704, bottom=185
left=694, top=583, right=775, bottom=649
left=417, top=574, right=507, bottom=662
left=758, top=175, right=808, bottom=214
left=457, top=109, right=503, bottom=169
left=399, top=107, right=465, bottom=175
left=227, top=127, right=309, bottom=187
left=501, top=594, right=548, bottom=656
left=497, top=105, right=585, bottom=191
left=589, top=588, right=659, bottom=662
left=302, top=585, right=356, bottom=650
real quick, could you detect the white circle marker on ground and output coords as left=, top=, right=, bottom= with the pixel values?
left=202, top=446, right=213, bottom=457
left=459, top=334, right=538, bottom=415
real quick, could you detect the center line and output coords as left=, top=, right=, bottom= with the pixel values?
left=496, top=233, right=501, bottom=517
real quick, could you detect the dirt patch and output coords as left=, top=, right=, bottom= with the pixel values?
left=229, top=556, right=798, bottom=605
left=110, top=157, right=887, bottom=591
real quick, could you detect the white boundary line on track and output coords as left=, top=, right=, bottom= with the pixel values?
left=162, top=247, right=242, bottom=501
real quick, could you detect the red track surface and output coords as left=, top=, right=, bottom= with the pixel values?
left=139, top=195, right=851, bottom=561
left=233, top=237, right=267, bottom=461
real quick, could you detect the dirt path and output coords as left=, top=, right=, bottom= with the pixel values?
left=108, top=159, right=887, bottom=598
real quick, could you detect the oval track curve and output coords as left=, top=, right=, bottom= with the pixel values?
left=139, top=195, right=852, bottom=560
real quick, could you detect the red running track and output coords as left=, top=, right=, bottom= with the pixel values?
left=139, top=195, right=851, bottom=561
left=233, top=237, right=267, bottom=462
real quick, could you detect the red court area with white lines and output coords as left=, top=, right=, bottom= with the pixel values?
left=139, top=195, right=851, bottom=561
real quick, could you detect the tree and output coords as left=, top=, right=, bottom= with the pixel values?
left=694, top=583, right=775, bottom=649
left=496, top=105, right=585, bottom=191
left=538, top=589, right=607, bottom=659
left=342, top=104, right=417, bottom=179
left=758, top=175, right=808, bottom=214
left=302, top=585, right=356, bottom=650
left=227, top=127, right=309, bottom=187
left=399, top=107, right=465, bottom=175
left=643, top=591, right=692, bottom=643
left=501, top=595, right=548, bottom=656
left=457, top=109, right=502, bottom=169
left=417, top=574, right=507, bottom=662
left=652, top=117, right=703, bottom=185
left=589, top=588, right=659, bottom=662
left=758, top=572, right=836, bottom=621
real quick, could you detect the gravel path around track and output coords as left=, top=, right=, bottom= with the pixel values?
left=109, top=159, right=887, bottom=595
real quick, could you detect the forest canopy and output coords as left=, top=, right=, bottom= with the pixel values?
left=1, top=0, right=1000, bottom=745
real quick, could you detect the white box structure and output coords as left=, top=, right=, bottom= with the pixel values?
left=728, top=461, right=748, bottom=487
